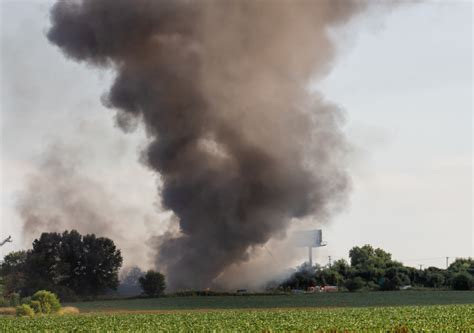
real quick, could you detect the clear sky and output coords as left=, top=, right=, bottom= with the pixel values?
left=0, top=1, right=472, bottom=271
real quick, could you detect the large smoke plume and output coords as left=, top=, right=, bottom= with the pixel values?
left=46, top=0, right=369, bottom=290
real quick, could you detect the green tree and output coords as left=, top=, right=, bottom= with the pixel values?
left=349, top=245, right=392, bottom=268
left=31, top=290, right=61, bottom=314
left=280, top=263, right=316, bottom=291
left=23, top=232, right=63, bottom=293
left=425, top=269, right=445, bottom=289
left=57, top=230, right=84, bottom=292
left=0, top=250, right=27, bottom=295
left=17, top=230, right=122, bottom=298
left=316, top=269, right=343, bottom=286
left=80, top=234, right=123, bottom=295
left=15, top=304, right=34, bottom=317
left=451, top=272, right=472, bottom=290
left=344, top=277, right=364, bottom=292
left=139, top=270, right=166, bottom=297
left=1, top=250, right=27, bottom=276
left=349, top=245, right=393, bottom=283
left=448, top=258, right=474, bottom=275
left=331, top=259, right=350, bottom=278
left=380, top=264, right=411, bottom=290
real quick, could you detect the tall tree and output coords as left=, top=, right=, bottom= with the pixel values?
left=25, top=232, right=63, bottom=292
left=58, top=230, right=84, bottom=292
left=349, top=245, right=393, bottom=283
left=81, top=234, right=123, bottom=295
left=0, top=250, right=27, bottom=294
left=19, top=230, right=122, bottom=297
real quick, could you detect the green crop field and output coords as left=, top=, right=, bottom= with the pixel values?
left=1, top=304, right=473, bottom=332
left=1, top=292, right=473, bottom=331
left=68, top=290, right=474, bottom=312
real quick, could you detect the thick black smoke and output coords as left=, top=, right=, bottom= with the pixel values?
left=47, top=0, right=367, bottom=290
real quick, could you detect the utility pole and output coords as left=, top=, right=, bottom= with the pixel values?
left=328, top=256, right=332, bottom=267
left=446, top=257, right=449, bottom=269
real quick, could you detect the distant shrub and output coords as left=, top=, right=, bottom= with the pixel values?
left=381, top=276, right=402, bottom=291
left=451, top=272, right=472, bottom=291
left=0, top=293, right=21, bottom=307
left=15, top=304, right=34, bottom=317
left=31, top=290, right=61, bottom=314
left=426, top=272, right=445, bottom=288
left=29, top=300, right=42, bottom=314
left=21, top=296, right=31, bottom=305
left=139, top=271, right=166, bottom=297
left=9, top=292, right=20, bottom=306
left=344, top=277, right=364, bottom=292
left=367, top=281, right=380, bottom=291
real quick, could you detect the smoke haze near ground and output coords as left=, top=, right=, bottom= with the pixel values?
left=44, top=0, right=375, bottom=290
left=18, top=143, right=165, bottom=268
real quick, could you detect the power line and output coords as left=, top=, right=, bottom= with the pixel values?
left=401, top=256, right=463, bottom=263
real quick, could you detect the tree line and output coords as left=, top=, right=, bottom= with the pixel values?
left=279, top=245, right=473, bottom=291
left=0, top=230, right=165, bottom=302
left=1, top=231, right=472, bottom=303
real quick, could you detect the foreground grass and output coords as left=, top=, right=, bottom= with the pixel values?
left=68, top=290, right=474, bottom=312
left=1, top=304, right=473, bottom=332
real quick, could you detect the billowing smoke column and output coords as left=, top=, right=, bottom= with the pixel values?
left=48, top=0, right=366, bottom=290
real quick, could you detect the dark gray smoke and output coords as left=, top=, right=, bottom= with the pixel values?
left=47, top=0, right=368, bottom=290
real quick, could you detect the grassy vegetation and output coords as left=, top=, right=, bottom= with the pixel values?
left=1, top=304, right=473, bottom=332
left=2, top=292, right=472, bottom=331
left=67, top=290, right=474, bottom=312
